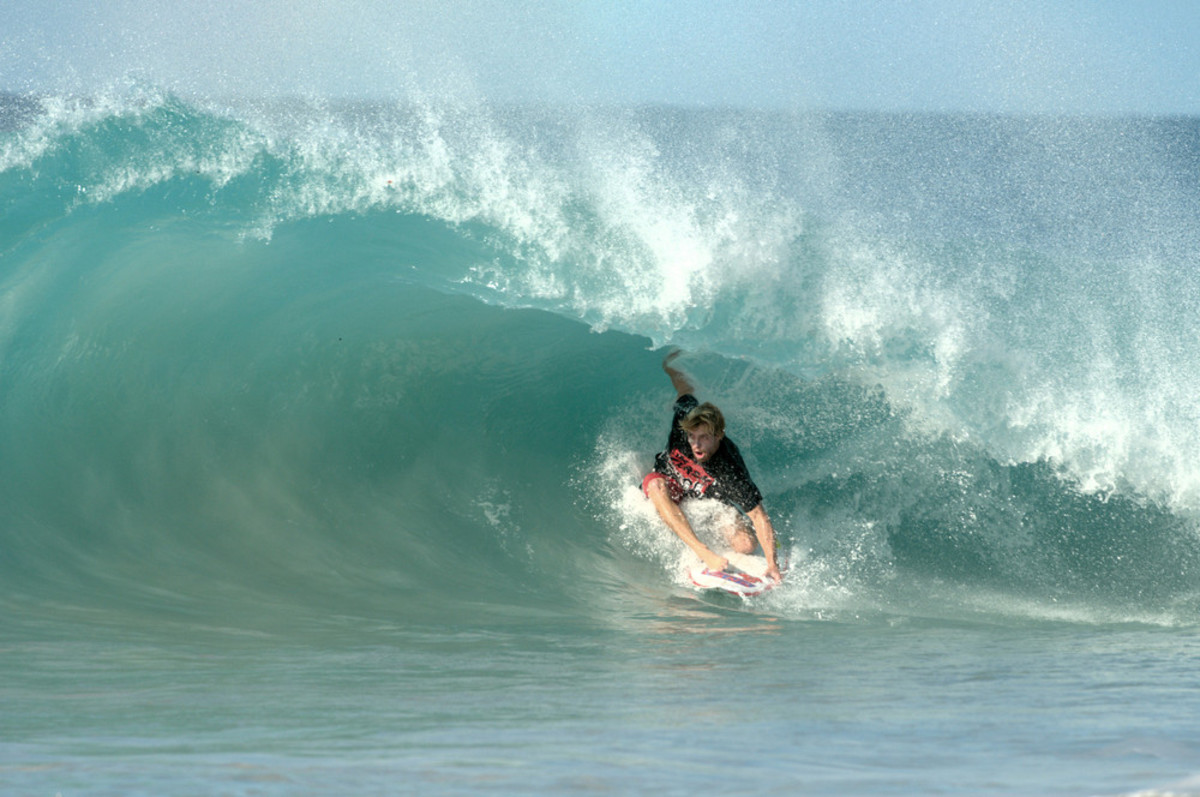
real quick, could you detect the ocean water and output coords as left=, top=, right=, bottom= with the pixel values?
left=4, top=87, right=1200, bottom=795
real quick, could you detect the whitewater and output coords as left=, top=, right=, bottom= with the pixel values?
left=4, top=86, right=1200, bottom=795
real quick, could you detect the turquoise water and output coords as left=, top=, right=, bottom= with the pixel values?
left=4, top=90, right=1200, bottom=794
left=7, top=617, right=1200, bottom=794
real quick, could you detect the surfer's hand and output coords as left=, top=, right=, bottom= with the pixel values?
left=765, top=564, right=783, bottom=584
left=702, top=551, right=729, bottom=572
left=662, top=349, right=696, bottom=397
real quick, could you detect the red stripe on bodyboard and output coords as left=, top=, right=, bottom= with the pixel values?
left=690, top=567, right=770, bottom=595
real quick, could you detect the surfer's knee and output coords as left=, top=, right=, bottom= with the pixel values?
left=729, top=528, right=756, bottom=555
left=725, top=516, right=756, bottom=554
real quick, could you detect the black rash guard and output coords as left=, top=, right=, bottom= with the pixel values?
left=651, top=394, right=763, bottom=513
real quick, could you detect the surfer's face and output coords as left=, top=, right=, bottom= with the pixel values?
left=687, top=425, right=723, bottom=463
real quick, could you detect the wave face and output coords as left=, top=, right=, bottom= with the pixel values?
left=4, top=88, right=1200, bottom=630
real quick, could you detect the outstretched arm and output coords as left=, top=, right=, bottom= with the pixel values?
left=662, top=349, right=696, bottom=398
left=646, top=477, right=729, bottom=573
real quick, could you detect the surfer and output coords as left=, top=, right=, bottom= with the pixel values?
left=643, top=350, right=782, bottom=583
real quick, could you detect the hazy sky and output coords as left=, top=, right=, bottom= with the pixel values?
left=4, top=0, right=1199, bottom=114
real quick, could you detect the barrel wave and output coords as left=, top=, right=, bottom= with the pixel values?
left=4, top=87, right=1200, bottom=634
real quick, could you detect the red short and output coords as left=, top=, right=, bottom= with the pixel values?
left=642, top=472, right=684, bottom=504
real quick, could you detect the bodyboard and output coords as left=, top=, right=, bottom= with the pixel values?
left=687, top=552, right=779, bottom=597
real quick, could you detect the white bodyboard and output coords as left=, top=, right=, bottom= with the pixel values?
left=687, top=552, right=778, bottom=597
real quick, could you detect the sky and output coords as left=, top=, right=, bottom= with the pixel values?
left=3, top=0, right=1199, bottom=115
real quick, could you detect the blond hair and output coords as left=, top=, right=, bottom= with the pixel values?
left=681, top=402, right=725, bottom=437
